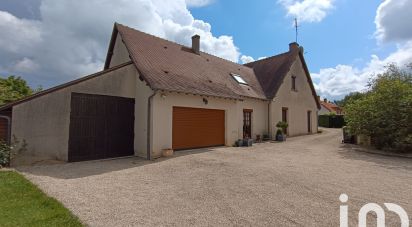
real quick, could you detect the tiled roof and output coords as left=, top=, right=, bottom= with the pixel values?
left=0, top=23, right=321, bottom=111
left=320, top=101, right=342, bottom=112
left=244, top=50, right=299, bottom=99
left=113, top=23, right=266, bottom=100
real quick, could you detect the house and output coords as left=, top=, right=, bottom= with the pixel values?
left=0, top=23, right=320, bottom=164
left=318, top=98, right=343, bottom=115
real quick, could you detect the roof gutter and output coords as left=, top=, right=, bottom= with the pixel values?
left=0, top=115, right=11, bottom=145
left=147, top=90, right=157, bottom=160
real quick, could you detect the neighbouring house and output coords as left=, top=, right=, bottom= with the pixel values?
left=318, top=97, right=343, bottom=115
left=0, top=23, right=320, bottom=165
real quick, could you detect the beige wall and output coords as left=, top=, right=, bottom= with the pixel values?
left=150, top=92, right=268, bottom=158
left=11, top=64, right=137, bottom=165
left=270, top=56, right=319, bottom=136
left=109, top=33, right=131, bottom=68
left=134, top=75, right=154, bottom=159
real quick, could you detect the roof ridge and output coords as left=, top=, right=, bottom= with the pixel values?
left=244, top=50, right=296, bottom=67
left=115, top=23, right=252, bottom=70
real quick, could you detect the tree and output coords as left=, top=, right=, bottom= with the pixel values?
left=0, top=76, right=41, bottom=106
left=345, top=64, right=412, bottom=152
left=334, top=92, right=365, bottom=108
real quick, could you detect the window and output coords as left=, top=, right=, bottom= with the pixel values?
left=231, top=73, right=248, bottom=85
left=291, top=75, right=296, bottom=91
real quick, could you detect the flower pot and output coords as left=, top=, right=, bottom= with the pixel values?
left=235, top=139, right=243, bottom=147
left=161, top=148, right=174, bottom=157
left=243, top=138, right=253, bottom=147
left=276, top=134, right=286, bottom=141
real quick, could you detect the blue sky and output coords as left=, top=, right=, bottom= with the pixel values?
left=191, top=0, right=385, bottom=70
left=0, top=0, right=411, bottom=100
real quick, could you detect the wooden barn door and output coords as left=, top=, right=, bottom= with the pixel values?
left=68, top=93, right=134, bottom=162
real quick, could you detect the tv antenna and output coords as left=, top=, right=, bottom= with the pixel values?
left=294, top=18, right=299, bottom=43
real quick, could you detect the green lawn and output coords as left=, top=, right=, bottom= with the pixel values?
left=0, top=171, right=83, bottom=226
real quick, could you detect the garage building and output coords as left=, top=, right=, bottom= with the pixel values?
left=0, top=23, right=320, bottom=165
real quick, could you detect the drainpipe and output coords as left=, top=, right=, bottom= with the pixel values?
left=0, top=115, right=11, bottom=145
left=147, top=91, right=157, bottom=160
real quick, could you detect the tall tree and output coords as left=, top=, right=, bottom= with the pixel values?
left=345, top=64, right=412, bottom=152
left=0, top=76, right=41, bottom=106
left=334, top=92, right=365, bottom=108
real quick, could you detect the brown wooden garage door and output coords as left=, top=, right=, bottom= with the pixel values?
left=173, top=107, right=225, bottom=150
left=68, top=93, right=134, bottom=162
left=0, top=118, right=7, bottom=142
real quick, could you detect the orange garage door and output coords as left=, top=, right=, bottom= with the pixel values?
left=173, top=107, right=225, bottom=150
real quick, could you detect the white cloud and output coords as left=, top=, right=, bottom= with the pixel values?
left=240, top=55, right=254, bottom=64
left=375, top=0, right=412, bottom=43
left=278, top=0, right=334, bottom=23
left=185, top=0, right=214, bottom=8
left=312, top=41, right=412, bottom=100
left=0, top=0, right=239, bottom=87
left=313, top=0, right=412, bottom=101
left=12, top=57, right=40, bottom=73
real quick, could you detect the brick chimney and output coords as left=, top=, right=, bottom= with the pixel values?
left=289, top=42, right=299, bottom=52
left=192, top=34, right=200, bottom=54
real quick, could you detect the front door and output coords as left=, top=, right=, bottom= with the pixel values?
left=282, top=107, right=288, bottom=134
left=243, top=109, right=252, bottom=139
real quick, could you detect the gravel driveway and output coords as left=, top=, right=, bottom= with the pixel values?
left=18, top=128, right=412, bottom=226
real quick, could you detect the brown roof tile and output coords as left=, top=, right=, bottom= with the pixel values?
left=113, top=23, right=267, bottom=100
left=244, top=50, right=298, bottom=99
left=0, top=23, right=321, bottom=111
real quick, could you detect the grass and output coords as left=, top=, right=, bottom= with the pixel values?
left=0, top=171, right=83, bottom=227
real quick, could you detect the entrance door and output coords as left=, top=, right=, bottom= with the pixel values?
left=282, top=107, right=288, bottom=134
left=243, top=109, right=252, bottom=139
left=307, top=111, right=312, bottom=133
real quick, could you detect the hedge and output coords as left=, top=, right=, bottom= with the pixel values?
left=318, top=114, right=345, bottom=128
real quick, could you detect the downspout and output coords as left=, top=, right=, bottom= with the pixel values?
left=0, top=115, right=11, bottom=145
left=147, top=90, right=157, bottom=160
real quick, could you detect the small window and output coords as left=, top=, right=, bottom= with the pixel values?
left=291, top=75, right=296, bottom=91
left=231, top=73, right=248, bottom=85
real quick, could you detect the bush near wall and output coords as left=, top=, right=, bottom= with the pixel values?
left=318, top=114, right=345, bottom=128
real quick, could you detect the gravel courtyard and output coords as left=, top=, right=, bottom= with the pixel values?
left=18, top=128, right=412, bottom=226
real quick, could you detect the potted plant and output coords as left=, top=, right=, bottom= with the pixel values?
left=275, top=129, right=283, bottom=141
left=276, top=121, right=288, bottom=141
left=243, top=136, right=253, bottom=147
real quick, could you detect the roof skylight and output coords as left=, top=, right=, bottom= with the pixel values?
left=231, top=73, right=248, bottom=85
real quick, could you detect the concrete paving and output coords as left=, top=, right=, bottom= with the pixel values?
left=18, top=128, right=412, bottom=226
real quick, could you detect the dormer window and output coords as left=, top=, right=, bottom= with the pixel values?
left=292, top=75, right=297, bottom=91
left=231, top=73, right=248, bottom=85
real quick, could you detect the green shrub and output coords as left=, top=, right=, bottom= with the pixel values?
left=345, top=63, right=412, bottom=152
left=318, top=114, right=345, bottom=128
left=276, top=129, right=283, bottom=136
left=276, top=121, right=288, bottom=134
left=0, top=140, right=11, bottom=167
